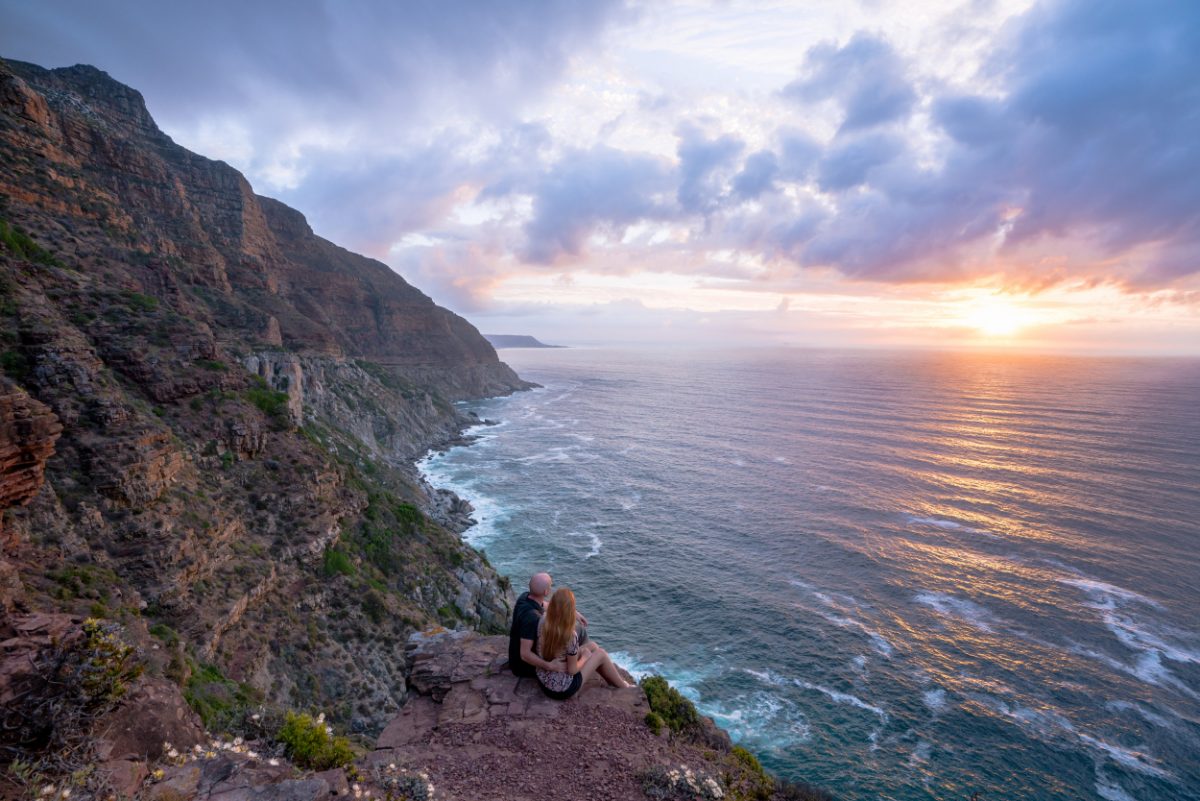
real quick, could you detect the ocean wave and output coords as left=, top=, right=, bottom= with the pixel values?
left=416, top=457, right=510, bottom=548
left=814, top=610, right=896, bottom=657
left=969, top=693, right=1172, bottom=780
left=795, top=584, right=896, bottom=657
left=563, top=530, right=603, bottom=560
left=1060, top=574, right=1200, bottom=697
left=704, top=692, right=812, bottom=747
left=923, top=688, right=948, bottom=713
left=1060, top=577, right=1163, bottom=610
left=905, top=515, right=989, bottom=535
left=792, top=679, right=889, bottom=721
left=1106, top=700, right=1174, bottom=729
left=908, top=739, right=933, bottom=765
left=915, top=591, right=999, bottom=633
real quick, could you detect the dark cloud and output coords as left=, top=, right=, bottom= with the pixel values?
left=763, top=0, right=1200, bottom=286
left=815, top=132, right=904, bottom=192
left=520, top=146, right=676, bottom=264
left=675, top=123, right=744, bottom=214
left=1, top=1, right=631, bottom=126
left=781, top=33, right=917, bottom=133
left=732, top=151, right=778, bottom=199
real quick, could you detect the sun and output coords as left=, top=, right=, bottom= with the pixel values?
left=959, top=295, right=1034, bottom=337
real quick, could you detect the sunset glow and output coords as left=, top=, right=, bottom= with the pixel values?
left=7, top=0, right=1198, bottom=353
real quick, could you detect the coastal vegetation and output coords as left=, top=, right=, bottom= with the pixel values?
left=276, top=712, right=356, bottom=771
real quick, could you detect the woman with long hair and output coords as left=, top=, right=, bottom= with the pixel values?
left=535, top=587, right=630, bottom=699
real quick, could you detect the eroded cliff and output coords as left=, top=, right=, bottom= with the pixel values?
left=0, top=54, right=527, bottom=760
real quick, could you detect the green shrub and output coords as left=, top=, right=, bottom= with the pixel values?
left=641, top=675, right=703, bottom=739
left=0, top=219, right=64, bottom=267
left=726, top=746, right=774, bottom=801
left=183, top=661, right=261, bottom=731
left=148, top=623, right=180, bottom=648
left=361, top=590, right=387, bottom=624
left=244, top=385, right=291, bottom=429
left=323, top=546, right=355, bottom=577
left=394, top=502, right=423, bottom=530
left=125, top=292, right=159, bottom=312
left=645, top=711, right=664, bottom=735
left=0, top=349, right=29, bottom=382
left=277, top=711, right=355, bottom=770
left=196, top=359, right=227, bottom=371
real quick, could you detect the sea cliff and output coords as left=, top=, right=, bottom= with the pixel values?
left=0, top=57, right=828, bottom=801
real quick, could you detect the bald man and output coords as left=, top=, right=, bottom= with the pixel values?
left=508, top=572, right=555, bottom=677
left=507, top=572, right=589, bottom=677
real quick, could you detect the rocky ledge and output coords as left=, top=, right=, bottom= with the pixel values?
left=132, top=630, right=827, bottom=801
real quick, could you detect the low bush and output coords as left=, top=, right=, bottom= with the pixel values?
left=0, top=219, right=64, bottom=267
left=276, top=711, right=355, bottom=770
left=183, top=661, right=262, bottom=731
left=244, top=382, right=291, bottom=429
left=641, top=675, right=703, bottom=739
left=323, top=546, right=355, bottom=577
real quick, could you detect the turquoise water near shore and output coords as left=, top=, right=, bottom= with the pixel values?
left=419, top=347, right=1200, bottom=801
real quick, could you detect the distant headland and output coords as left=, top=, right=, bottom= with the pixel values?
left=485, top=334, right=565, bottom=349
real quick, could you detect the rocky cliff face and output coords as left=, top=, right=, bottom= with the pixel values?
left=0, top=54, right=526, bottom=753
left=0, top=378, right=61, bottom=535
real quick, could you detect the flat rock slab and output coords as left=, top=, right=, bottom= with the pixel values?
left=371, top=630, right=692, bottom=801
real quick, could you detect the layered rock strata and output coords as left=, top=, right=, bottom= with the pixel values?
left=0, top=53, right=525, bottom=746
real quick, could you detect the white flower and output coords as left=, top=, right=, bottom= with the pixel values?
left=251, top=713, right=261, bottom=721
left=193, top=745, right=203, bottom=753
left=316, top=712, right=326, bottom=723
left=61, top=790, right=71, bottom=799
left=233, top=737, right=243, bottom=746
left=40, top=787, right=55, bottom=797
left=267, top=758, right=279, bottom=766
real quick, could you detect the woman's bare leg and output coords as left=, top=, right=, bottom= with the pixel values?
left=573, top=647, right=632, bottom=693
left=595, top=648, right=630, bottom=688
left=580, top=646, right=630, bottom=688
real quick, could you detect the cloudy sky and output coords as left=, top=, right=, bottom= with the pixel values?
left=3, top=0, right=1199, bottom=353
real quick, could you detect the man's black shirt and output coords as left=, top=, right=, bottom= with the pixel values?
left=508, top=591, right=543, bottom=677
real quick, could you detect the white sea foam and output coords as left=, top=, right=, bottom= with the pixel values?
left=814, top=610, right=896, bottom=657
left=616, top=491, right=641, bottom=511
left=923, top=688, right=948, bottom=713
left=1078, top=735, right=1171, bottom=779
left=1060, top=574, right=1200, bottom=698
left=798, top=585, right=896, bottom=657
left=417, top=453, right=510, bottom=548
left=1106, top=700, right=1174, bottom=729
left=705, top=692, right=812, bottom=747
left=970, top=693, right=1172, bottom=780
left=792, top=679, right=889, bottom=721
left=586, top=532, right=602, bottom=559
left=607, top=651, right=665, bottom=683
left=909, top=740, right=933, bottom=765
left=915, top=591, right=999, bottom=632
left=1094, top=772, right=1138, bottom=801
left=906, top=516, right=989, bottom=535
left=743, top=667, right=787, bottom=687
left=1060, top=577, right=1160, bottom=606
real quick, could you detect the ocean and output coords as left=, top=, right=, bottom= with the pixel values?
left=417, top=347, right=1200, bottom=801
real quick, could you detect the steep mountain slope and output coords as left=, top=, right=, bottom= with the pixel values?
left=0, top=53, right=527, bottom=750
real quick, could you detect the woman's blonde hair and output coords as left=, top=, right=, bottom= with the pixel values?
left=538, top=587, right=576, bottom=666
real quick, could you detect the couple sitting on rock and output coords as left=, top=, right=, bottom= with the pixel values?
left=507, top=571, right=631, bottom=699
